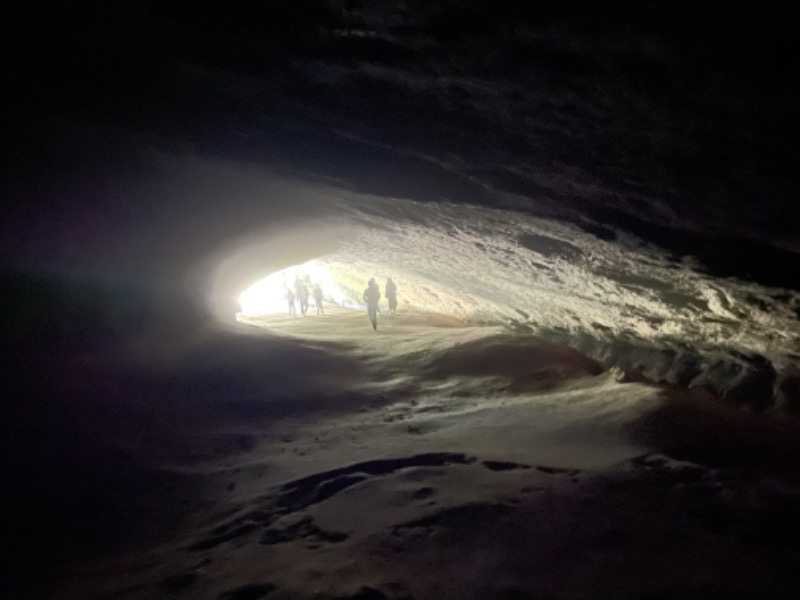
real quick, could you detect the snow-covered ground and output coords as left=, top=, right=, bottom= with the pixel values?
left=43, top=307, right=800, bottom=600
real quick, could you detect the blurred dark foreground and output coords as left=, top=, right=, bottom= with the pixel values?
left=0, top=270, right=364, bottom=597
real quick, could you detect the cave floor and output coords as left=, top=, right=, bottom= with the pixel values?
left=27, top=308, right=800, bottom=600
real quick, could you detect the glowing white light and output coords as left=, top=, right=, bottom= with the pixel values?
left=239, top=260, right=347, bottom=316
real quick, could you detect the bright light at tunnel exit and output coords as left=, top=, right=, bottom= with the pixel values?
left=238, top=260, right=347, bottom=316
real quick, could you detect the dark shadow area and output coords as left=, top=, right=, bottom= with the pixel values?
left=630, top=389, right=800, bottom=471
left=0, top=270, right=369, bottom=596
left=574, top=205, right=800, bottom=291
left=424, top=334, right=604, bottom=391
left=517, top=233, right=584, bottom=261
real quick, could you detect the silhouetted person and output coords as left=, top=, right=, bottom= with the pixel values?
left=313, top=283, right=324, bottom=315
left=385, top=277, right=397, bottom=314
left=363, top=278, right=381, bottom=330
left=285, top=287, right=296, bottom=318
left=295, top=278, right=309, bottom=316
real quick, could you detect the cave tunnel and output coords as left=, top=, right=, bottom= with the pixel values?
left=7, top=2, right=800, bottom=597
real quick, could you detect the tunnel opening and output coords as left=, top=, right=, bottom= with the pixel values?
left=237, top=260, right=352, bottom=317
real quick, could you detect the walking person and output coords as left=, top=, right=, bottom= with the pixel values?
left=295, top=278, right=309, bottom=316
left=285, top=287, right=296, bottom=318
left=363, top=277, right=381, bottom=331
left=313, top=283, right=324, bottom=315
left=385, top=277, right=397, bottom=314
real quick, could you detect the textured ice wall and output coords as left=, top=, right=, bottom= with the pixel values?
left=321, top=198, right=799, bottom=359
left=290, top=196, right=800, bottom=399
